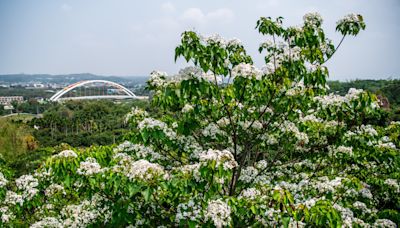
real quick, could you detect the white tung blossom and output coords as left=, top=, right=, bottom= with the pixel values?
left=137, top=118, right=177, bottom=139
left=231, top=63, right=263, bottom=80
left=314, top=88, right=364, bottom=108
left=77, top=157, right=103, bottom=176
left=0, top=172, right=7, bottom=188
left=182, top=104, right=194, bottom=113
left=373, top=219, right=397, bottom=228
left=45, top=184, right=66, bottom=197
left=202, top=123, right=225, bottom=139
left=120, top=159, right=164, bottom=181
left=204, top=199, right=232, bottom=228
left=175, top=200, right=202, bottom=223
left=148, top=70, right=167, bottom=87
left=52, top=150, right=78, bottom=159
left=239, top=187, right=261, bottom=200
left=61, top=194, right=111, bottom=228
left=384, top=179, right=400, bottom=193
left=199, top=149, right=238, bottom=170
left=337, top=13, right=362, bottom=26
left=15, top=174, right=39, bottom=200
left=30, top=217, right=63, bottom=228
left=124, top=107, right=148, bottom=124
left=4, top=191, right=24, bottom=206
left=303, top=12, right=323, bottom=27
left=0, top=206, right=14, bottom=224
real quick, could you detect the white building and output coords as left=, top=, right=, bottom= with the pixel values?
left=0, top=96, right=24, bottom=105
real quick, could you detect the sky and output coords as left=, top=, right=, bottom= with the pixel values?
left=0, top=0, right=399, bottom=80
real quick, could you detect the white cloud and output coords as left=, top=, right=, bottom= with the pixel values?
left=207, top=8, right=234, bottom=24
left=181, top=8, right=206, bottom=25
left=161, top=2, right=176, bottom=13
left=61, top=3, right=72, bottom=12
left=180, top=7, right=234, bottom=26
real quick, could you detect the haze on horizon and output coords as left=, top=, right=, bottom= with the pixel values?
left=0, top=0, right=399, bottom=81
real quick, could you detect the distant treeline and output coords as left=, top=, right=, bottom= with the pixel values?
left=0, top=73, right=148, bottom=85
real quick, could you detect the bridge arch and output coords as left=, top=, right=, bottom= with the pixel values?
left=49, top=80, right=140, bottom=101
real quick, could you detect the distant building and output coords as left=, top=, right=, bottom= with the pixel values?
left=3, top=105, right=14, bottom=110
left=0, top=96, right=24, bottom=105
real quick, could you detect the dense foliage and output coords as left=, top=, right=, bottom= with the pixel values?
left=0, top=13, right=399, bottom=227
left=29, top=100, right=151, bottom=147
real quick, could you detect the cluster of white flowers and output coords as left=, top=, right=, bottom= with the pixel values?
left=60, top=194, right=111, bottom=227
left=15, top=174, right=39, bottom=200
left=201, top=34, right=242, bottom=49
left=45, top=183, right=66, bottom=197
left=114, top=141, right=164, bottom=162
left=384, top=179, right=400, bottom=193
left=148, top=70, right=167, bottom=88
left=124, top=107, right=148, bottom=124
left=138, top=117, right=167, bottom=130
left=373, top=219, right=397, bottom=228
left=231, top=63, right=263, bottom=80
left=239, top=187, right=261, bottom=200
left=199, top=149, right=238, bottom=170
left=4, top=191, right=24, bottom=206
left=137, top=118, right=177, bottom=139
left=357, top=125, right=378, bottom=137
left=314, top=176, right=343, bottom=193
left=226, top=38, right=242, bottom=48
left=204, top=71, right=223, bottom=83
left=376, top=141, right=397, bottom=150
left=0, top=206, right=14, bottom=224
left=261, top=62, right=276, bottom=75
left=261, top=40, right=302, bottom=62
left=359, top=187, right=373, bottom=199
left=332, top=145, right=353, bottom=157
left=238, top=120, right=263, bottom=130
left=119, top=159, right=164, bottom=181
left=281, top=121, right=309, bottom=145
left=182, top=104, right=194, bottom=113
left=300, top=114, right=322, bottom=123
left=259, top=40, right=274, bottom=50
left=204, top=199, right=232, bottom=228
left=346, top=88, right=364, bottom=100
left=0, top=172, right=7, bottom=188
left=30, top=217, right=62, bottom=228
left=216, top=117, right=230, bottom=127
left=176, top=163, right=201, bottom=181
left=175, top=200, right=202, bottom=223
left=320, top=39, right=334, bottom=56
left=314, top=88, right=363, bottom=109
left=77, top=157, right=103, bottom=176
left=202, top=34, right=226, bottom=47
left=303, top=12, right=323, bottom=27
left=333, top=204, right=357, bottom=227
left=202, top=123, right=225, bottom=139
left=352, top=201, right=371, bottom=214
left=239, top=166, right=259, bottom=183
left=336, top=13, right=362, bottom=26
left=52, top=150, right=78, bottom=159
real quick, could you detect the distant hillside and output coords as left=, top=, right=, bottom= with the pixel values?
left=0, top=73, right=148, bottom=85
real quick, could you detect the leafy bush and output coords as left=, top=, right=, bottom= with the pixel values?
left=1, top=12, right=399, bottom=227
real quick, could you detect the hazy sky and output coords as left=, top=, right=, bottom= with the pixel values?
left=0, top=0, right=399, bottom=80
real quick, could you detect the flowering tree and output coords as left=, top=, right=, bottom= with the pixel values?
left=1, top=13, right=399, bottom=227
